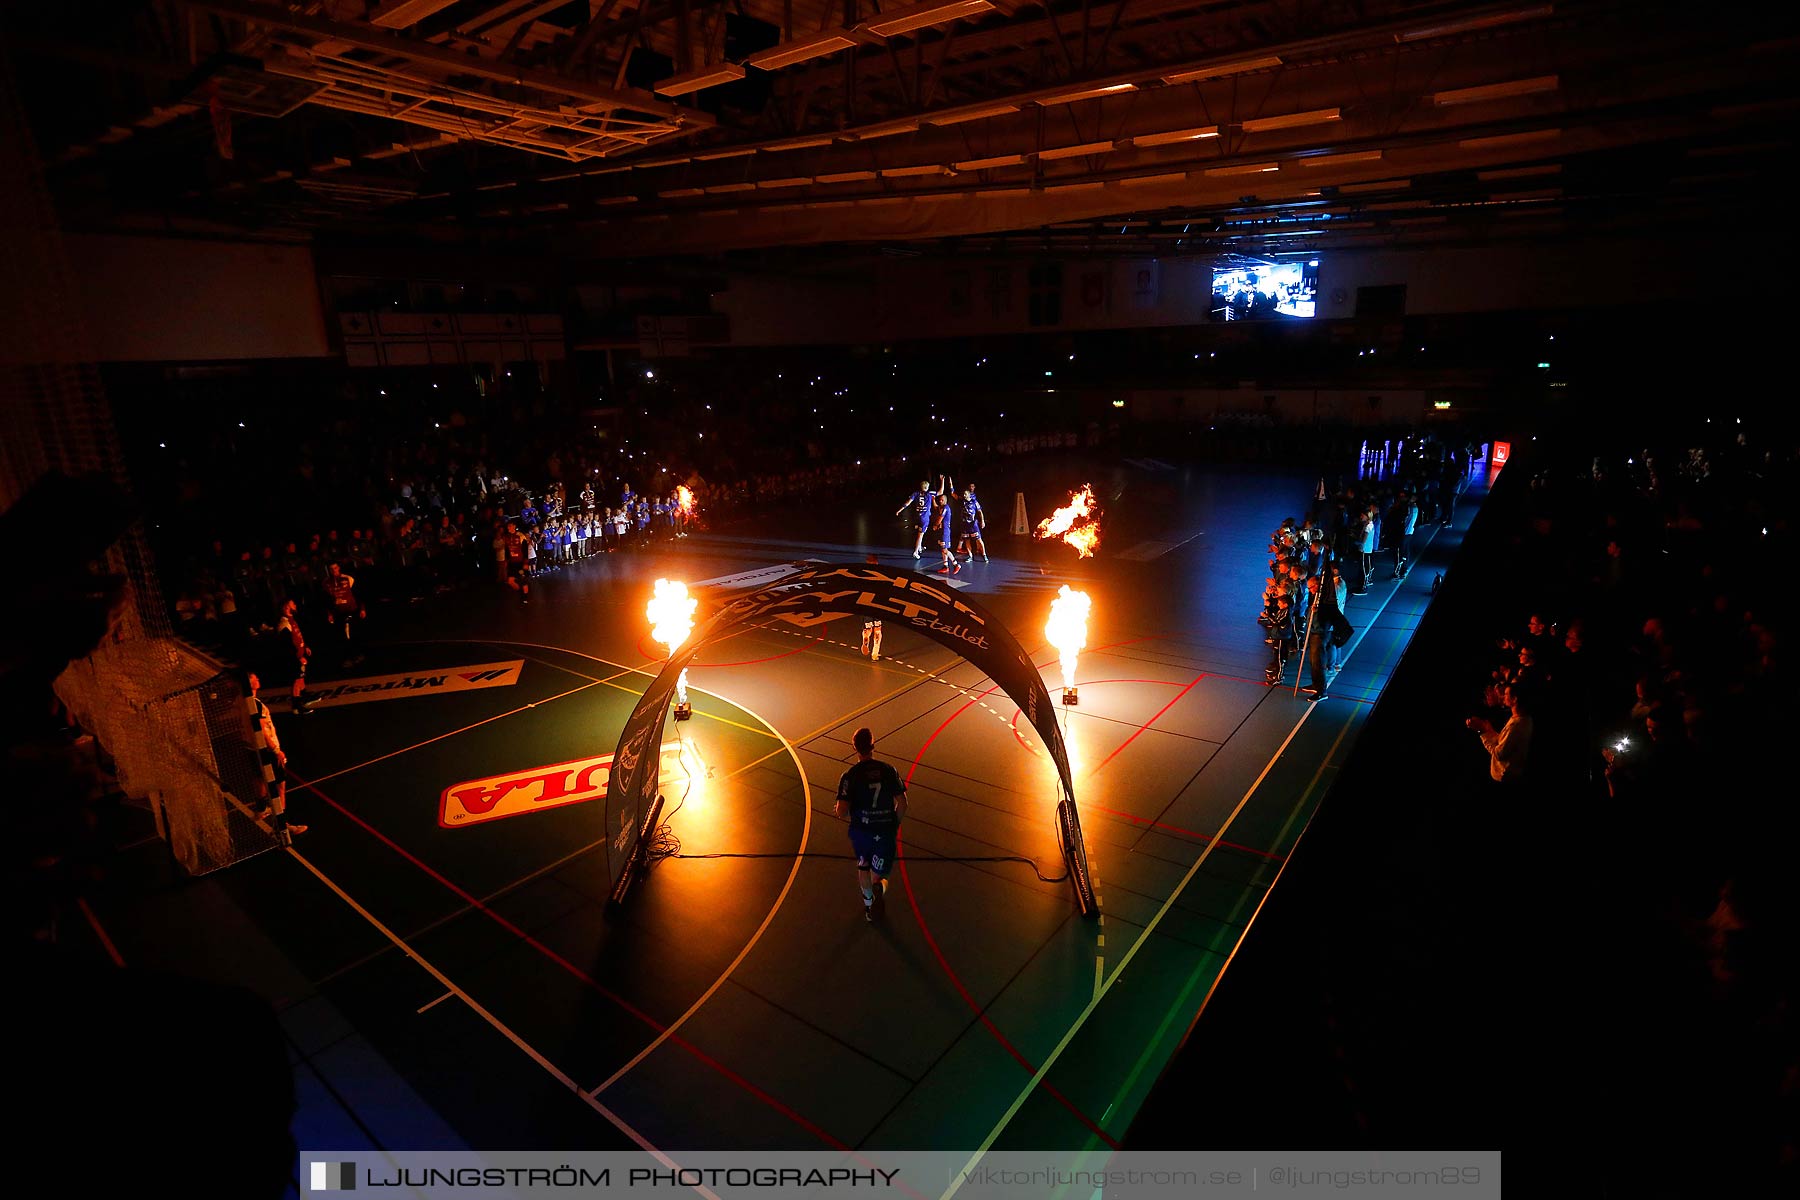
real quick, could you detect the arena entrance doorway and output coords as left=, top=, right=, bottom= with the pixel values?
left=605, top=563, right=1097, bottom=915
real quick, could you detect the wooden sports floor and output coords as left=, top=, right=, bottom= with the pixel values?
left=85, top=455, right=1483, bottom=1191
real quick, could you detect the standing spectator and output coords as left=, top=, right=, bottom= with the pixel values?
left=1390, top=489, right=1418, bottom=579
left=1358, top=504, right=1378, bottom=593
left=503, top=520, right=531, bottom=604
left=1468, top=683, right=1533, bottom=784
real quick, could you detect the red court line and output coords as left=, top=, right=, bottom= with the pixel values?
left=1086, top=672, right=1208, bottom=777
left=898, top=689, right=1119, bottom=1148
left=287, top=772, right=849, bottom=1151
left=1085, top=804, right=1286, bottom=863
left=1002, top=677, right=1185, bottom=760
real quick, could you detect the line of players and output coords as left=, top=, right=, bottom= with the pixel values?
left=893, top=474, right=988, bottom=575
left=496, top=482, right=693, bottom=602
left=1259, top=519, right=1355, bottom=701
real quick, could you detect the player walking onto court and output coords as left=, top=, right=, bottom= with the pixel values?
left=834, top=727, right=907, bottom=923
left=894, top=478, right=936, bottom=559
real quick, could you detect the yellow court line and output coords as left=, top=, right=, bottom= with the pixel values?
left=413, top=639, right=781, bottom=740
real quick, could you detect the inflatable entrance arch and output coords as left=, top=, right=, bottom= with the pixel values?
left=604, top=563, right=1097, bottom=915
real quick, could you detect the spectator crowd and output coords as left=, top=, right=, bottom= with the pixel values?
left=1450, top=424, right=1796, bottom=1178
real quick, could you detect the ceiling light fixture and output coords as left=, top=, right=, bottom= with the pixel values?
left=654, top=63, right=747, bottom=96
left=1204, top=161, right=1281, bottom=175
left=1458, top=128, right=1560, bottom=150
left=955, top=154, right=1027, bottom=170
left=767, top=134, right=837, bottom=151
left=851, top=118, right=923, bottom=139
left=1131, top=125, right=1220, bottom=146
left=745, top=30, right=860, bottom=71
left=1162, top=55, right=1284, bottom=85
left=1298, top=149, right=1384, bottom=167
left=926, top=102, right=1020, bottom=126
left=1036, top=140, right=1117, bottom=160
left=1397, top=5, right=1553, bottom=43
left=1036, top=82, right=1138, bottom=106
left=1432, top=75, right=1560, bottom=105
left=1241, top=107, right=1340, bottom=132
left=859, top=0, right=995, bottom=37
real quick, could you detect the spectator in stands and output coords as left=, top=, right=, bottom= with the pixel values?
left=1468, top=682, right=1532, bottom=784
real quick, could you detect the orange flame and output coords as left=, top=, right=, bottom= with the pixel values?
left=1034, top=484, right=1103, bottom=558
left=647, top=578, right=696, bottom=654
left=675, top=484, right=696, bottom=515
left=1044, top=586, right=1092, bottom=691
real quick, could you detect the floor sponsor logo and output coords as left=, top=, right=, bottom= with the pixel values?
left=440, top=741, right=685, bottom=829
left=693, top=559, right=825, bottom=590
left=304, top=660, right=524, bottom=709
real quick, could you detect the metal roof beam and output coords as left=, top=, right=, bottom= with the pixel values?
left=177, top=0, right=707, bottom=121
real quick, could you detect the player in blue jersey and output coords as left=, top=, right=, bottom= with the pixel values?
left=834, top=727, right=908, bottom=922
left=894, top=478, right=936, bottom=559
left=956, top=483, right=988, bottom=563
left=935, top=474, right=960, bottom=574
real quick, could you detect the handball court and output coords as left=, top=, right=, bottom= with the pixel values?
left=85, top=457, right=1483, bottom=1188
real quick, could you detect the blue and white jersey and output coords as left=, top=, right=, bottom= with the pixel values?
left=960, top=495, right=984, bottom=531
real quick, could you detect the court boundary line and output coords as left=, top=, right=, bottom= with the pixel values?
left=939, top=710, right=1317, bottom=1192
left=281, top=843, right=711, bottom=1191
left=941, top=517, right=1451, bottom=1184
left=895, top=683, right=1120, bottom=1148
left=302, top=831, right=614, bottom=993
left=1063, top=713, right=1362, bottom=1168
left=290, top=771, right=849, bottom=1150
left=286, top=639, right=853, bottom=1148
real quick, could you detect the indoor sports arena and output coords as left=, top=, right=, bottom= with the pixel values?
left=4, top=3, right=1794, bottom=1196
